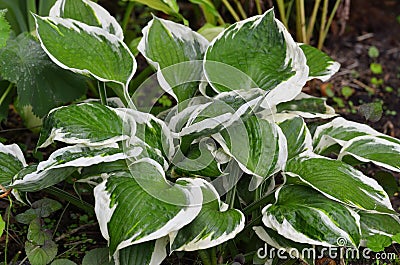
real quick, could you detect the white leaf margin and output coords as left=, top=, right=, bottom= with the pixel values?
left=94, top=158, right=204, bottom=254
left=169, top=178, right=245, bottom=251
left=338, top=135, right=400, bottom=173
left=0, top=143, right=27, bottom=167
left=261, top=185, right=361, bottom=247
left=49, top=0, right=124, bottom=40
left=137, top=17, right=209, bottom=101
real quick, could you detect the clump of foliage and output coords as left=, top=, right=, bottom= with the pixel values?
left=1, top=0, right=400, bottom=264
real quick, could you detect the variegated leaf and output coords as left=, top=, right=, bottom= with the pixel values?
left=262, top=185, right=361, bottom=247
left=359, top=211, right=400, bottom=239
left=35, top=15, right=136, bottom=88
left=49, top=0, right=123, bottom=40
left=94, top=159, right=203, bottom=255
left=204, top=9, right=308, bottom=107
left=275, top=115, right=313, bottom=159
left=300, top=44, right=340, bottom=82
left=170, top=179, right=244, bottom=251
left=114, top=238, right=168, bottom=265
left=313, top=117, right=400, bottom=154
left=284, top=153, right=394, bottom=214
left=12, top=145, right=133, bottom=191
left=37, top=103, right=128, bottom=148
left=213, top=115, right=287, bottom=190
left=338, top=136, right=400, bottom=172
left=138, top=17, right=208, bottom=102
left=253, top=226, right=314, bottom=265
left=0, top=143, right=27, bottom=186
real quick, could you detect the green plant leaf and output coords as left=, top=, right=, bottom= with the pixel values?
left=138, top=16, right=208, bottom=102
left=115, top=238, right=168, bottom=265
left=358, top=102, right=382, bottom=122
left=51, top=259, right=77, bottom=265
left=276, top=115, right=312, bottom=159
left=49, top=0, right=123, bottom=40
left=170, top=180, right=244, bottom=251
left=0, top=33, right=88, bottom=117
left=214, top=115, right=287, bottom=190
left=262, top=185, right=361, bottom=247
left=300, top=44, right=340, bottom=82
left=130, top=0, right=182, bottom=19
left=0, top=142, right=26, bottom=186
left=94, top=159, right=203, bottom=255
left=35, top=15, right=136, bottom=87
left=37, top=103, right=126, bottom=148
left=0, top=9, right=10, bottom=48
left=82, top=248, right=114, bottom=265
left=285, top=153, right=394, bottom=214
left=373, top=171, right=398, bottom=197
left=27, top=218, right=52, bottom=245
left=197, top=23, right=225, bottom=41
left=359, top=211, right=400, bottom=239
left=368, top=46, right=379, bottom=58
left=12, top=145, right=131, bottom=191
left=116, top=109, right=174, bottom=161
left=0, top=215, right=5, bottom=237
left=204, top=9, right=308, bottom=107
left=313, top=117, right=400, bottom=154
left=172, top=139, right=226, bottom=178
left=253, top=226, right=314, bottom=265
left=366, top=234, right=392, bottom=252
left=338, top=136, right=400, bottom=172
left=12, top=164, right=76, bottom=192
left=175, top=89, right=264, bottom=138
left=16, top=208, right=39, bottom=224
left=189, top=0, right=221, bottom=25
left=26, top=240, right=58, bottom=265
left=273, top=92, right=336, bottom=119
left=393, top=233, right=400, bottom=244
left=31, top=198, right=62, bottom=217
left=370, top=63, right=382, bottom=74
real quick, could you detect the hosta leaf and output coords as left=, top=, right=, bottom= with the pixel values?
left=262, top=185, right=361, bottom=247
left=313, top=117, right=400, bottom=154
left=0, top=143, right=26, bottom=186
left=276, top=115, right=312, bottom=159
left=12, top=164, right=76, bottom=192
left=338, top=136, right=400, bottom=172
left=284, top=153, right=394, bottom=214
left=35, top=15, right=136, bottom=87
left=214, top=115, right=287, bottom=190
left=0, top=9, right=10, bottom=48
left=172, top=138, right=225, bottom=178
left=49, top=0, right=123, bottom=40
left=116, top=109, right=174, bottom=161
left=359, top=211, right=400, bottom=239
left=300, top=44, right=340, bottom=82
left=114, top=238, right=168, bottom=265
left=138, top=17, right=208, bottom=102
left=0, top=33, right=88, bottom=117
left=12, top=145, right=132, bottom=191
left=269, top=92, right=336, bottom=119
left=253, top=226, right=313, bottom=265
left=178, top=89, right=264, bottom=138
left=204, top=9, right=308, bottom=106
left=37, top=103, right=127, bottom=148
left=94, top=159, right=203, bottom=255
left=170, top=180, right=244, bottom=251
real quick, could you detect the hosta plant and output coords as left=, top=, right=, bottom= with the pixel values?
left=1, top=0, right=400, bottom=264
